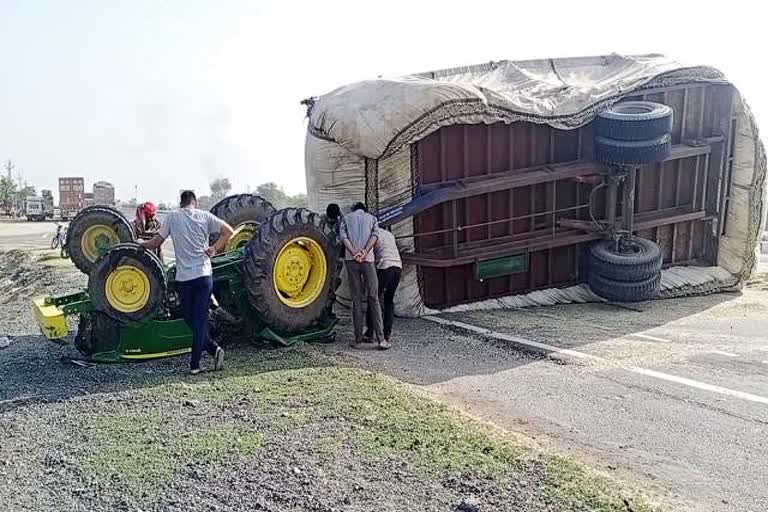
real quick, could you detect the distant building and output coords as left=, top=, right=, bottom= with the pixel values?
left=93, top=181, right=115, bottom=206
left=58, top=177, right=84, bottom=219
left=83, top=192, right=95, bottom=208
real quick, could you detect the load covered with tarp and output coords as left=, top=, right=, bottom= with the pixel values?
left=304, top=54, right=766, bottom=316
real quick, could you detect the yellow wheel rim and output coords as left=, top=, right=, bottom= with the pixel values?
left=225, top=222, right=257, bottom=252
left=272, top=236, right=327, bottom=308
left=105, top=265, right=151, bottom=313
left=82, top=224, right=120, bottom=262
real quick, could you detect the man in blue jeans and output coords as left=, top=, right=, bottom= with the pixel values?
left=141, top=190, right=234, bottom=374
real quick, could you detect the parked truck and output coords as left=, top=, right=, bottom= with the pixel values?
left=25, top=196, right=46, bottom=221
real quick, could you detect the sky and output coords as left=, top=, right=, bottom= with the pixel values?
left=1, top=0, right=765, bottom=205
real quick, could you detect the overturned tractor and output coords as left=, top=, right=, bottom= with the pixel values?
left=34, top=195, right=341, bottom=362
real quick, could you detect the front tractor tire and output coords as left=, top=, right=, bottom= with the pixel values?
left=66, top=206, right=134, bottom=274
left=89, top=243, right=167, bottom=323
left=244, top=208, right=341, bottom=333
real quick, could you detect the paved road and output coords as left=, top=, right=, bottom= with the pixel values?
left=329, top=277, right=768, bottom=512
left=0, top=220, right=175, bottom=260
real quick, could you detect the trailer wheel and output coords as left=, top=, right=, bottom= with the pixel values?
left=209, top=194, right=276, bottom=250
left=595, top=134, right=671, bottom=166
left=595, top=101, right=673, bottom=141
left=588, top=271, right=661, bottom=303
left=89, top=243, right=167, bottom=323
left=244, top=208, right=342, bottom=333
left=589, top=238, right=662, bottom=282
left=66, top=206, right=134, bottom=274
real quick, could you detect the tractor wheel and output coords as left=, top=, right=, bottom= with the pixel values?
left=594, top=134, right=671, bottom=166
left=209, top=194, right=276, bottom=250
left=588, top=271, right=661, bottom=303
left=89, top=243, right=167, bottom=323
left=244, top=208, right=342, bottom=333
left=66, top=206, right=134, bottom=274
left=589, top=238, right=662, bottom=282
left=594, top=101, right=673, bottom=141
left=74, top=312, right=121, bottom=356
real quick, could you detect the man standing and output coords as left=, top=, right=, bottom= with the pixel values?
left=364, top=227, right=402, bottom=343
left=140, top=190, right=234, bottom=374
left=132, top=201, right=163, bottom=262
left=339, top=202, right=389, bottom=350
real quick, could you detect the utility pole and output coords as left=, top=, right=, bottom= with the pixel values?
left=3, top=159, right=13, bottom=181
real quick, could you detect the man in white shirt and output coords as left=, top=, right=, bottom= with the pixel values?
left=140, top=190, right=234, bottom=374
left=364, top=227, right=402, bottom=343
left=339, top=202, right=388, bottom=349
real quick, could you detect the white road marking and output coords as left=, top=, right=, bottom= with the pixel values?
left=424, top=316, right=768, bottom=406
left=629, top=368, right=768, bottom=405
left=40, top=234, right=48, bottom=239
left=708, top=350, right=739, bottom=358
left=424, top=316, right=603, bottom=361
left=630, top=332, right=671, bottom=343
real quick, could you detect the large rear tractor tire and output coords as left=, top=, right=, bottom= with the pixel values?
left=66, top=206, right=134, bottom=274
left=244, top=208, right=342, bottom=333
left=209, top=194, right=276, bottom=251
left=89, top=243, right=167, bottom=323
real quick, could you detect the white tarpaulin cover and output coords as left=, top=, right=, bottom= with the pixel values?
left=304, top=54, right=766, bottom=316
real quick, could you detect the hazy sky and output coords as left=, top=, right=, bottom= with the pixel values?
left=1, top=0, right=765, bottom=204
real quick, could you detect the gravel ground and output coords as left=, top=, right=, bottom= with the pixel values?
left=0, top=250, right=655, bottom=512
left=0, top=250, right=86, bottom=338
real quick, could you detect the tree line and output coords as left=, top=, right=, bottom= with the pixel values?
left=199, top=178, right=307, bottom=210
left=0, top=175, right=36, bottom=216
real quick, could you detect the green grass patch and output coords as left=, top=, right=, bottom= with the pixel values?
left=32, top=348, right=653, bottom=510
left=79, top=408, right=261, bottom=497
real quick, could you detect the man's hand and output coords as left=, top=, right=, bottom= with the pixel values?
left=140, top=234, right=164, bottom=251
left=354, top=249, right=366, bottom=262
left=205, top=246, right=217, bottom=258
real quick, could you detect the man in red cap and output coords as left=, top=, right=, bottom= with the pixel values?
left=133, top=202, right=163, bottom=262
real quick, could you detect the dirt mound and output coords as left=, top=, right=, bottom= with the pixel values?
left=0, top=250, right=63, bottom=304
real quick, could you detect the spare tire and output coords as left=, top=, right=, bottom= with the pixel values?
left=89, top=243, right=167, bottom=323
left=209, top=194, right=276, bottom=250
left=66, top=206, right=134, bottom=274
left=595, top=133, right=671, bottom=166
left=244, top=208, right=342, bottom=333
left=588, top=271, right=661, bottom=303
left=595, top=101, right=673, bottom=141
left=589, top=238, right=662, bottom=282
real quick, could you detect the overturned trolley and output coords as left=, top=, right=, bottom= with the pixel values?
left=33, top=195, right=342, bottom=362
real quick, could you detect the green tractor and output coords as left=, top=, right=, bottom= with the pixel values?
left=33, top=195, right=342, bottom=363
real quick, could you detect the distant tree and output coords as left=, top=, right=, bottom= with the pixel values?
left=158, top=202, right=169, bottom=211
left=196, top=195, right=213, bottom=210
left=210, top=177, right=232, bottom=201
left=254, top=182, right=308, bottom=209
left=255, top=182, right=286, bottom=206
left=0, top=176, right=17, bottom=215
left=15, top=184, right=35, bottom=202
left=283, top=192, right=308, bottom=208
